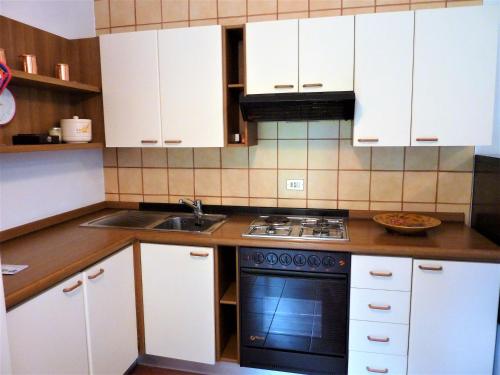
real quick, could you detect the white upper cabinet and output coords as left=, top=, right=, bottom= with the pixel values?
left=408, top=260, right=500, bottom=375
left=158, top=25, right=224, bottom=147
left=353, top=11, right=414, bottom=147
left=411, top=7, right=499, bottom=146
left=246, top=19, right=299, bottom=94
left=299, top=16, right=354, bottom=92
left=100, top=31, right=162, bottom=148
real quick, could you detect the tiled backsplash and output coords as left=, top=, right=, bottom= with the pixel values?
left=103, top=121, right=474, bottom=220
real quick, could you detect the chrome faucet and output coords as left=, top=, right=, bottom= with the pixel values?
left=179, top=198, right=203, bottom=218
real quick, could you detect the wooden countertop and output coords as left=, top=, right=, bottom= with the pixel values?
left=1, top=208, right=499, bottom=309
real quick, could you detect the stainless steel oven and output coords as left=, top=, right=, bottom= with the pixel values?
left=239, top=247, right=350, bottom=375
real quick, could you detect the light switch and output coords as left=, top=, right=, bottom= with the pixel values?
left=286, top=179, right=304, bottom=191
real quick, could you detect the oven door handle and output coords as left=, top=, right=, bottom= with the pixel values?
left=240, top=267, right=348, bottom=280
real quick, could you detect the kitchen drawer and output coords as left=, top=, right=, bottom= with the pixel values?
left=349, top=320, right=409, bottom=356
left=349, top=351, right=407, bottom=375
left=350, top=288, right=411, bottom=324
left=351, top=255, right=412, bottom=291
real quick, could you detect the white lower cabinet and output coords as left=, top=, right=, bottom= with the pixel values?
left=141, top=243, right=215, bottom=364
left=349, top=351, right=408, bottom=375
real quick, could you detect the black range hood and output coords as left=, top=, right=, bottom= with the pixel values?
left=239, top=91, right=355, bottom=122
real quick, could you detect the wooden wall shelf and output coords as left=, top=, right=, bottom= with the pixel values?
left=10, top=70, right=101, bottom=94
left=0, top=143, right=103, bottom=154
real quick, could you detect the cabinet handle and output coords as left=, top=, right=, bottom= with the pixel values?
left=415, top=137, right=438, bottom=142
left=274, top=84, right=294, bottom=89
left=369, top=271, right=392, bottom=277
left=87, top=268, right=105, bottom=280
left=141, top=140, right=158, bottom=144
left=418, top=264, right=443, bottom=271
left=367, top=335, right=390, bottom=343
left=164, top=140, right=182, bottom=144
left=63, top=280, right=83, bottom=293
left=358, top=138, right=379, bottom=143
left=190, top=251, right=209, bottom=258
left=368, top=303, right=391, bottom=311
left=366, top=366, right=389, bottom=374
left=302, top=83, right=323, bottom=88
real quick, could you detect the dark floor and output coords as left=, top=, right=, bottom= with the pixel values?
left=131, top=364, right=196, bottom=375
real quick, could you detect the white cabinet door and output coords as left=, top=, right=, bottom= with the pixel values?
left=84, top=246, right=138, bottom=375
left=100, top=31, right=162, bottom=147
left=0, top=266, right=11, bottom=375
left=158, top=26, right=224, bottom=147
left=141, top=243, right=215, bottom=364
left=408, top=259, right=500, bottom=375
left=299, top=16, right=354, bottom=92
left=7, top=274, right=89, bottom=374
left=411, top=7, right=499, bottom=146
left=353, top=11, right=414, bottom=147
left=246, top=19, right=299, bottom=94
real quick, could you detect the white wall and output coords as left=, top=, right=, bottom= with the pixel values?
left=0, top=0, right=95, bottom=39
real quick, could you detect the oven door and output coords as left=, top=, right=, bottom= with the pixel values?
left=240, top=268, right=348, bottom=374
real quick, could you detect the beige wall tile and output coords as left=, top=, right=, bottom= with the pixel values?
left=196, top=196, right=222, bottom=204
left=308, top=140, right=339, bottom=170
left=278, top=199, right=307, bottom=208
left=338, top=200, right=369, bottom=210
left=278, top=0, right=309, bottom=12
left=168, top=148, right=193, bottom=168
left=111, top=26, right=136, bottom=33
left=103, top=148, right=117, bottom=167
left=169, top=194, right=194, bottom=203
left=168, top=169, right=194, bottom=196
left=248, top=14, right=278, bottom=21
left=339, top=140, right=371, bottom=170
left=219, top=0, right=246, bottom=17
left=278, top=170, right=307, bottom=199
left=370, top=202, right=401, bottom=211
left=403, top=171, right=437, bottom=202
left=95, top=0, right=110, bottom=29
left=120, top=194, right=144, bottom=202
left=117, top=148, right=141, bottom=167
left=96, top=28, right=111, bottom=35
left=162, top=20, right=189, bottom=28
left=250, top=198, right=278, bottom=207
left=189, top=18, right=217, bottom=26
left=342, top=6, right=375, bottom=14
left=410, top=2, right=445, bottom=9
left=372, top=147, right=404, bottom=170
left=248, top=0, right=277, bottom=15
left=310, top=0, right=342, bottom=10
left=310, top=9, right=342, bottom=16
left=105, top=193, right=120, bottom=202
left=439, top=146, right=474, bottom=171
left=338, top=171, right=370, bottom=200
left=136, top=23, right=161, bottom=30
left=110, top=0, right=135, bottom=27
left=446, top=0, right=481, bottom=7
left=118, top=168, right=143, bottom=194
left=308, top=120, right=339, bottom=139
left=194, top=148, right=221, bottom=168
left=222, top=169, right=249, bottom=197
left=190, top=0, right=217, bottom=19
left=278, top=11, right=308, bottom=19
left=221, top=147, right=249, bottom=168
left=144, top=195, right=170, bottom=203
left=136, top=0, right=162, bottom=24
left=249, top=140, right=278, bottom=168
left=437, top=203, right=470, bottom=225
left=195, top=169, right=221, bottom=196
left=405, top=147, right=438, bottom=170
left=307, top=200, right=337, bottom=209
left=222, top=197, right=249, bottom=206
left=278, top=140, right=308, bottom=169
left=343, top=0, right=374, bottom=6
left=339, top=120, right=352, bottom=138
left=218, top=16, right=247, bottom=25
left=437, top=172, right=472, bottom=204
left=142, top=148, right=167, bottom=167
left=371, top=171, right=403, bottom=201
left=258, top=122, right=278, bottom=139
left=278, top=122, right=307, bottom=139
left=307, top=170, right=337, bottom=200
left=376, top=4, right=410, bottom=11
left=162, top=0, right=189, bottom=22
left=249, top=169, right=278, bottom=197
left=403, top=202, right=435, bottom=212
left=143, top=168, right=169, bottom=194
left=104, top=168, right=119, bottom=193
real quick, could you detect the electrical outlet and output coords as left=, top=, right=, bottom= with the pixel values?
left=286, top=179, right=304, bottom=191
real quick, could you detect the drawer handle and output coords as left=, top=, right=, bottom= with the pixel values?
left=274, top=84, right=294, bottom=89
left=418, top=264, right=443, bottom=271
left=358, top=138, right=379, bottom=143
left=302, top=83, right=323, bottom=88
left=141, top=140, right=158, bottom=144
left=190, top=251, right=209, bottom=258
left=369, top=271, right=393, bottom=277
left=367, top=366, right=389, bottom=374
left=63, top=280, right=83, bottom=293
left=367, top=335, right=390, bottom=343
left=164, top=140, right=182, bottom=144
left=368, top=303, right=391, bottom=311
left=415, top=137, right=438, bottom=142
left=87, top=268, right=105, bottom=280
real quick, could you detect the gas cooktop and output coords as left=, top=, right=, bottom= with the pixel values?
left=242, top=215, right=349, bottom=241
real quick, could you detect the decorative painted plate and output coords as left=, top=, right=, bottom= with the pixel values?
left=0, top=88, right=15, bottom=126
left=373, top=213, right=442, bottom=234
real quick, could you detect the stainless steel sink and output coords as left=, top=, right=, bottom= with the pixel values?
left=81, top=210, right=226, bottom=234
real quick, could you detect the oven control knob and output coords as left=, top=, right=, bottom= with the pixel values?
left=294, top=254, right=306, bottom=267
left=308, top=255, right=321, bottom=267
left=279, top=253, right=292, bottom=266
left=266, top=252, right=278, bottom=265
left=253, top=252, right=265, bottom=264
left=322, top=256, right=335, bottom=267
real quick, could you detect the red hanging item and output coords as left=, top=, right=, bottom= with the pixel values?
left=0, top=62, right=12, bottom=95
